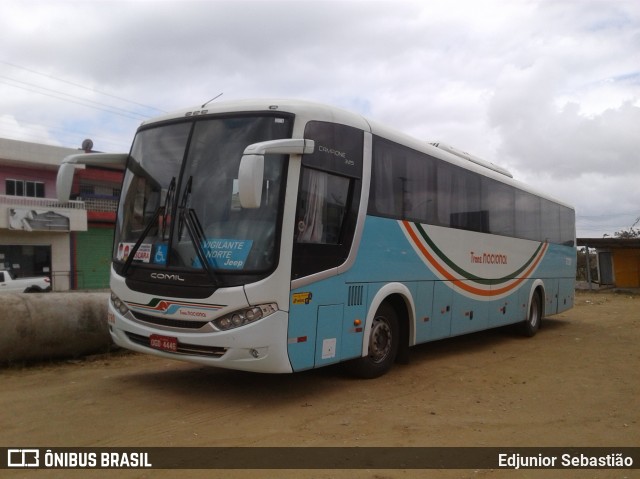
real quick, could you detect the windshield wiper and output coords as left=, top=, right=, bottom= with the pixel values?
left=177, top=176, right=192, bottom=240
left=183, top=209, right=218, bottom=285
left=176, top=176, right=218, bottom=285
left=161, top=177, right=176, bottom=240
left=122, top=176, right=176, bottom=276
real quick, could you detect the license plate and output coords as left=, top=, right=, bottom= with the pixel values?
left=149, top=334, right=178, bottom=352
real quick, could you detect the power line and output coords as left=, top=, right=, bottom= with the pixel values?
left=577, top=212, right=639, bottom=219
left=0, top=116, right=131, bottom=151
left=0, top=127, right=130, bottom=152
left=0, top=60, right=166, bottom=114
left=0, top=76, right=149, bottom=121
left=0, top=60, right=166, bottom=150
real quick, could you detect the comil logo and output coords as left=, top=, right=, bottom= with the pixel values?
left=8, top=449, right=39, bottom=467
left=150, top=272, right=185, bottom=282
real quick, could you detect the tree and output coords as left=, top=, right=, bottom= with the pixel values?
left=614, top=227, right=640, bottom=238
left=614, top=216, right=640, bottom=238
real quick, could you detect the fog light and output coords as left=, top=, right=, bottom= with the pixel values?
left=250, top=348, right=260, bottom=358
left=110, top=291, right=130, bottom=315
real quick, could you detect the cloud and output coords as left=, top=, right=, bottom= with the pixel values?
left=1, top=0, right=639, bottom=237
left=490, top=75, right=640, bottom=178
left=485, top=0, right=640, bottom=180
left=0, top=115, right=61, bottom=145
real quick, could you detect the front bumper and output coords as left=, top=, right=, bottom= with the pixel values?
left=108, top=303, right=293, bottom=373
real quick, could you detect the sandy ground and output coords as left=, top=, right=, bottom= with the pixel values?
left=1, top=290, right=638, bottom=479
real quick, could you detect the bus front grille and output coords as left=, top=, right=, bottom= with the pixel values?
left=131, top=311, right=209, bottom=330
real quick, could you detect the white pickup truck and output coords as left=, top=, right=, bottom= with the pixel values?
left=0, top=270, right=51, bottom=293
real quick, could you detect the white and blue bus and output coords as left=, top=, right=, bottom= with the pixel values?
left=57, top=99, right=576, bottom=378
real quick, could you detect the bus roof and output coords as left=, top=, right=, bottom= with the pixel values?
left=139, top=99, right=573, bottom=210
left=140, top=98, right=372, bottom=132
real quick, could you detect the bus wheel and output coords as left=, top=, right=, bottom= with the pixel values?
left=347, top=303, right=399, bottom=379
left=519, top=291, right=542, bottom=337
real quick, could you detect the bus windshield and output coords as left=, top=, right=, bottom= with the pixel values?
left=113, top=115, right=293, bottom=278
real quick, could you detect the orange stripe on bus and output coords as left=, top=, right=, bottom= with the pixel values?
left=401, top=221, right=548, bottom=297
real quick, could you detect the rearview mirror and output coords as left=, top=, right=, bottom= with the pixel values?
left=237, top=139, right=314, bottom=208
left=56, top=153, right=128, bottom=202
left=237, top=154, right=264, bottom=208
left=56, top=162, right=78, bottom=203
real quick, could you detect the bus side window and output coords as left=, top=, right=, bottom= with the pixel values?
left=295, top=167, right=351, bottom=245
left=292, top=120, right=363, bottom=280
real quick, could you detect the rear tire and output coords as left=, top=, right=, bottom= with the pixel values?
left=519, top=291, right=542, bottom=337
left=347, top=303, right=399, bottom=379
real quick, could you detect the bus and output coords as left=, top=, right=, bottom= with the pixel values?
left=57, top=99, right=576, bottom=378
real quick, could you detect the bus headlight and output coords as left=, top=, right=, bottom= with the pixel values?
left=213, top=303, right=278, bottom=331
left=110, top=291, right=130, bottom=316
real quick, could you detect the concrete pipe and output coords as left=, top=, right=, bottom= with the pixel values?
left=0, top=292, right=113, bottom=363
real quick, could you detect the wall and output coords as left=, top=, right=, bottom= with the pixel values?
left=613, top=249, right=640, bottom=288
left=0, top=230, right=72, bottom=291
left=0, top=165, right=57, bottom=196
left=74, top=226, right=114, bottom=289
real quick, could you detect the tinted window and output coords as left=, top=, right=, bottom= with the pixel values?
left=560, top=206, right=575, bottom=246
left=482, top=177, right=514, bottom=236
left=515, top=190, right=541, bottom=241
left=303, top=121, right=363, bottom=178
left=541, top=199, right=561, bottom=244
left=369, top=135, right=575, bottom=245
left=437, top=162, right=483, bottom=231
left=291, top=122, right=364, bottom=279
left=295, top=168, right=351, bottom=245
left=369, top=137, right=436, bottom=222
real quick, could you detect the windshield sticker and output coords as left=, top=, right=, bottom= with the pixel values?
left=117, top=242, right=152, bottom=263
left=194, top=238, right=254, bottom=270
left=153, top=244, right=168, bottom=265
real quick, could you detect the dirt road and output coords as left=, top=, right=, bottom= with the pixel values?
left=2, top=290, right=638, bottom=479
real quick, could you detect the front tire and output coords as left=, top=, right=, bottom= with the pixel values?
left=347, top=303, right=399, bottom=379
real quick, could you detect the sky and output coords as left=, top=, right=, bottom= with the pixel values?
left=1, top=0, right=639, bottom=238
